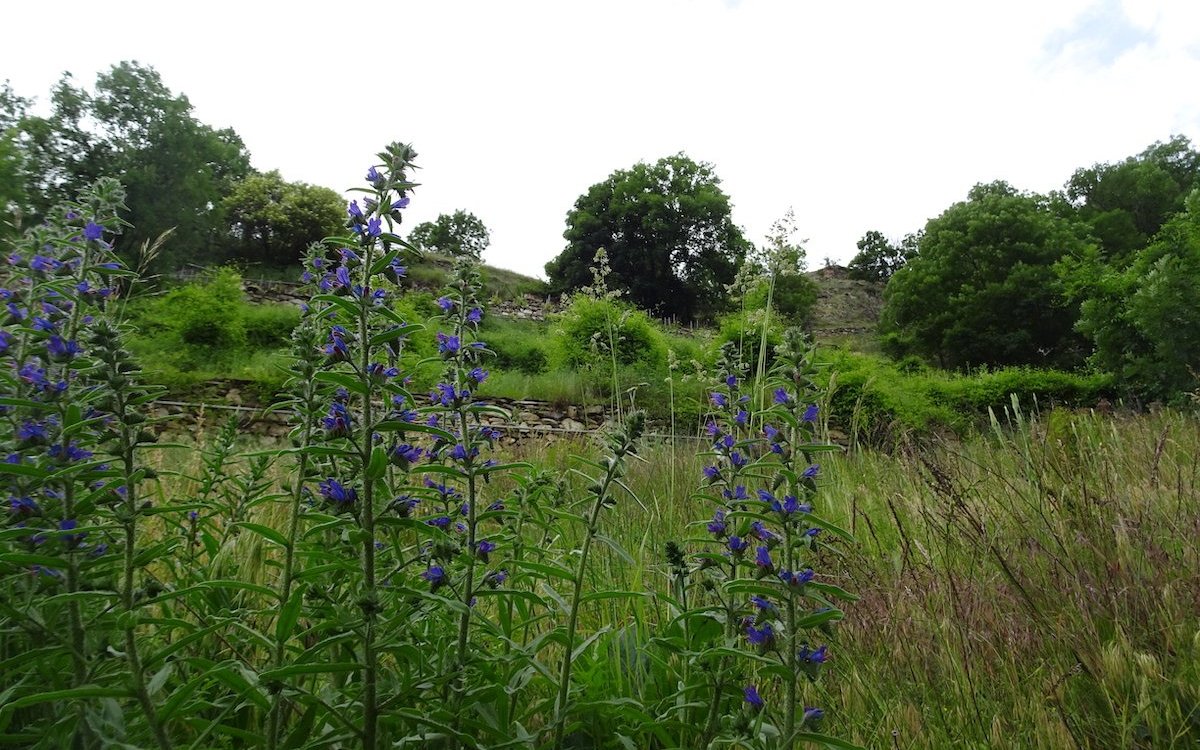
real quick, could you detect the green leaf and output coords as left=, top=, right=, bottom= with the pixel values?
left=259, top=662, right=363, bottom=682
left=369, top=324, right=421, bottom=347
left=233, top=522, right=289, bottom=548
left=276, top=585, right=307, bottom=643
left=201, top=579, right=279, bottom=602
left=365, top=445, right=388, bottom=481
left=511, top=559, right=576, bottom=583
left=313, top=371, right=368, bottom=396
left=0, top=686, right=129, bottom=715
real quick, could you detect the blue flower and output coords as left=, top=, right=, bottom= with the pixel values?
left=83, top=222, right=104, bottom=241
left=318, top=478, right=357, bottom=508
left=476, top=539, right=496, bottom=561
left=750, top=595, right=775, bottom=613
left=743, top=685, right=764, bottom=711
left=803, top=404, right=819, bottom=422
left=702, top=465, right=720, bottom=482
left=727, top=535, right=748, bottom=554
left=710, top=392, right=728, bottom=408
left=390, top=443, right=423, bottom=467
left=754, top=546, right=774, bottom=572
left=421, top=565, right=447, bottom=592
left=366, top=166, right=382, bottom=184
left=468, top=367, right=489, bottom=384
left=391, top=196, right=410, bottom=210
left=484, top=568, right=508, bottom=588
left=322, top=402, right=353, bottom=438
left=797, top=644, right=828, bottom=665
left=725, top=375, right=737, bottom=388
left=773, top=387, right=790, bottom=404
left=802, top=707, right=825, bottom=727
left=347, top=200, right=363, bottom=218
left=707, top=509, right=727, bottom=537
left=366, top=217, right=382, bottom=237
left=745, top=622, right=775, bottom=649
left=803, top=464, right=819, bottom=479
left=466, top=307, right=482, bottom=324
left=750, top=521, right=775, bottom=542
left=779, top=567, right=815, bottom=589
left=436, top=296, right=454, bottom=311
left=437, top=333, right=460, bottom=355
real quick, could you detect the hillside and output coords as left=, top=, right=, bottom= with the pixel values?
left=806, top=264, right=884, bottom=335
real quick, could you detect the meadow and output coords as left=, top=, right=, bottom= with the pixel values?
left=3, top=149, right=1197, bottom=750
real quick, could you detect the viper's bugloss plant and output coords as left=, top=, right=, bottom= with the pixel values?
left=0, top=178, right=172, bottom=749
left=670, top=329, right=859, bottom=749
left=268, top=144, right=428, bottom=749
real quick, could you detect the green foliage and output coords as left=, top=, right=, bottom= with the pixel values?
left=1070, top=192, right=1200, bottom=400
left=9, top=62, right=253, bottom=267
left=551, top=294, right=667, bottom=370
left=847, top=229, right=918, bottom=282
left=716, top=308, right=784, bottom=373
left=223, top=170, right=344, bottom=267
left=406, top=208, right=490, bottom=258
left=546, top=153, right=750, bottom=322
left=156, top=266, right=248, bottom=349
left=821, top=348, right=1113, bottom=445
left=1064, top=134, right=1200, bottom=262
left=242, top=301, right=302, bottom=348
left=880, top=181, right=1090, bottom=370
left=481, top=317, right=551, bottom=374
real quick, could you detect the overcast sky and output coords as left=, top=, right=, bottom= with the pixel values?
left=3, top=0, right=1199, bottom=277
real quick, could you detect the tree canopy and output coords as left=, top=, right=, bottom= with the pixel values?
left=880, top=181, right=1091, bottom=369
left=223, top=171, right=344, bottom=266
left=545, top=154, right=749, bottom=322
left=847, top=230, right=918, bottom=283
left=8, top=61, right=254, bottom=267
left=407, top=209, right=490, bottom=258
left=1063, top=135, right=1200, bottom=263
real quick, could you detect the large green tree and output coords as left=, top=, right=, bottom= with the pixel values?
left=1069, top=190, right=1200, bottom=399
left=847, top=229, right=919, bottom=283
left=1063, top=135, right=1200, bottom=263
left=223, top=171, right=344, bottom=266
left=14, top=62, right=252, bottom=267
left=407, top=209, right=490, bottom=258
left=545, top=154, right=750, bottom=322
left=881, top=181, right=1091, bottom=369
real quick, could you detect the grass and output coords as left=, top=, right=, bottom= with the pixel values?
left=145, top=403, right=1200, bottom=748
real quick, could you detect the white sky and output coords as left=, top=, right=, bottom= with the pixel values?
left=3, top=0, right=1199, bottom=278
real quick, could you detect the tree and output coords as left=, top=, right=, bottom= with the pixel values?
left=545, top=154, right=750, bottom=322
left=407, top=209, right=490, bottom=258
left=1071, top=190, right=1200, bottom=399
left=1064, top=135, right=1200, bottom=263
left=847, top=230, right=918, bottom=282
left=223, top=171, right=345, bottom=266
left=13, top=62, right=253, bottom=268
left=880, top=181, right=1091, bottom=369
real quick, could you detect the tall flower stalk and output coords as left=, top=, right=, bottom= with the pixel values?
left=290, top=143, right=421, bottom=749
left=551, top=411, right=645, bottom=748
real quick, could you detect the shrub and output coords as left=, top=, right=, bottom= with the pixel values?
left=243, top=303, right=301, bottom=347
left=550, top=295, right=666, bottom=370
left=158, top=266, right=247, bottom=349
left=715, top=308, right=784, bottom=374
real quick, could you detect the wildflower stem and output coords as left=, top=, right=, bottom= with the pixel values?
left=552, top=451, right=624, bottom=748
left=114, top=386, right=172, bottom=750
left=266, top=372, right=317, bottom=750
left=358, top=244, right=379, bottom=750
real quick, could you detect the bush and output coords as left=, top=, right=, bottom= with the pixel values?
left=242, top=303, right=301, bottom=348
left=550, top=295, right=666, bottom=371
left=715, top=309, right=784, bottom=374
left=156, top=267, right=247, bottom=350
left=484, top=319, right=551, bottom=374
